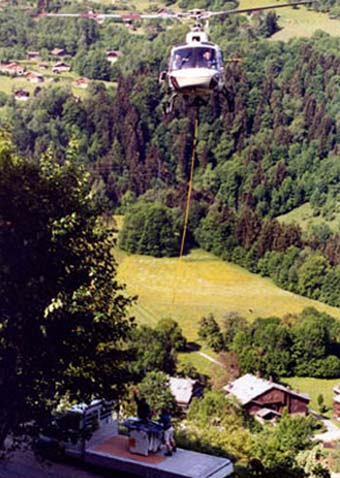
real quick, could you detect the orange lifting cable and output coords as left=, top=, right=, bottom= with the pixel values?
left=172, top=109, right=199, bottom=305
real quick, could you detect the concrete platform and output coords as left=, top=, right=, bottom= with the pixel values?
left=85, top=435, right=233, bottom=478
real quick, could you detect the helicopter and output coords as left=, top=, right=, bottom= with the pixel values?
left=38, top=1, right=313, bottom=113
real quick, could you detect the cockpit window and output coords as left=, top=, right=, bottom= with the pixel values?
left=170, top=47, right=218, bottom=71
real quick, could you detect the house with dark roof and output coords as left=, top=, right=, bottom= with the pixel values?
left=51, top=48, right=67, bottom=57
left=106, top=50, right=122, bottom=63
left=14, top=89, right=30, bottom=101
left=52, top=62, right=71, bottom=74
left=224, top=373, right=310, bottom=420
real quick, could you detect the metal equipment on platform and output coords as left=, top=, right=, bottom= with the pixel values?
left=123, top=418, right=164, bottom=456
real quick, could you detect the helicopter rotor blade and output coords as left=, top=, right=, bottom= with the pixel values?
left=38, top=1, right=314, bottom=22
left=38, top=11, right=182, bottom=20
left=203, top=1, right=314, bottom=19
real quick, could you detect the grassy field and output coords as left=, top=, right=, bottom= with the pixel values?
left=116, top=248, right=340, bottom=341
left=178, top=350, right=215, bottom=376
left=284, top=376, right=340, bottom=417
left=239, top=0, right=340, bottom=40
left=0, top=59, right=117, bottom=100
left=278, top=202, right=340, bottom=232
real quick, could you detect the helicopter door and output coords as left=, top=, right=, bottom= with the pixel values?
left=216, top=49, right=224, bottom=70
left=170, top=48, right=194, bottom=71
left=196, top=47, right=217, bottom=69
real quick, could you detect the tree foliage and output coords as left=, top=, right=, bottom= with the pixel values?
left=0, top=138, right=134, bottom=448
left=119, top=202, right=181, bottom=257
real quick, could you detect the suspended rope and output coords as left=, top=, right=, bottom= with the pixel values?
left=172, top=108, right=199, bottom=304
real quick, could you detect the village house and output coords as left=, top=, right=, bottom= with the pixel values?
left=333, top=395, right=340, bottom=419
left=26, top=72, right=45, bottom=84
left=27, top=51, right=40, bottom=59
left=106, top=50, right=122, bottom=64
left=224, top=373, right=310, bottom=421
left=169, top=377, right=203, bottom=410
left=0, top=62, right=25, bottom=76
left=52, top=62, right=71, bottom=74
left=73, top=77, right=90, bottom=89
left=333, top=384, right=340, bottom=395
left=51, top=48, right=67, bottom=58
left=14, top=89, right=30, bottom=101
left=332, top=384, right=340, bottom=418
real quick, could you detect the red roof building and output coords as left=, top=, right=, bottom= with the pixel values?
left=73, top=77, right=90, bottom=89
left=0, top=62, right=25, bottom=76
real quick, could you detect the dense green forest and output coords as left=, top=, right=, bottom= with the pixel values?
left=1, top=3, right=340, bottom=476
left=198, top=307, right=340, bottom=378
left=0, top=3, right=338, bottom=308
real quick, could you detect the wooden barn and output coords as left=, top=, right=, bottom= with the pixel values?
left=333, top=395, right=340, bottom=418
left=224, top=373, right=310, bottom=420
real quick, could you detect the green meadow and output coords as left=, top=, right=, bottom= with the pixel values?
left=283, top=376, right=340, bottom=416
left=116, top=248, right=340, bottom=341
left=0, top=59, right=117, bottom=100
left=278, top=202, right=340, bottom=232
left=239, top=0, right=340, bottom=40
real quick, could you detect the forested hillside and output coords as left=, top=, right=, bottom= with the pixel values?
left=0, top=3, right=339, bottom=308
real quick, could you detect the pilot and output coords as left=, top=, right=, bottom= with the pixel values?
left=202, top=50, right=217, bottom=69
left=172, top=53, right=183, bottom=70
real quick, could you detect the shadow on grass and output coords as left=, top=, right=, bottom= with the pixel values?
left=185, top=342, right=201, bottom=352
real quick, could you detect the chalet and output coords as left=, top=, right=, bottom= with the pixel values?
left=26, top=71, right=44, bottom=83
left=333, top=384, right=340, bottom=395
left=52, top=62, right=71, bottom=74
left=51, top=48, right=67, bottom=58
left=169, top=377, right=203, bottom=410
left=27, top=51, right=40, bottom=59
left=333, top=395, right=340, bottom=419
left=14, top=89, right=30, bottom=101
left=73, top=77, right=90, bottom=89
left=224, top=373, right=310, bottom=420
left=106, top=50, right=122, bottom=63
left=0, top=62, right=25, bottom=76
left=157, top=8, right=176, bottom=16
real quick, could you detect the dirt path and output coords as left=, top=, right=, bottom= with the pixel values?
left=196, top=351, right=224, bottom=367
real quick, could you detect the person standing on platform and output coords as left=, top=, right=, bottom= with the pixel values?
left=159, top=408, right=176, bottom=456
left=133, top=388, right=152, bottom=423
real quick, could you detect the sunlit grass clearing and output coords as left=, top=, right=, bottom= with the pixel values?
left=278, top=202, right=340, bottom=233
left=239, top=0, right=340, bottom=39
left=116, top=248, right=340, bottom=341
left=284, top=376, right=340, bottom=417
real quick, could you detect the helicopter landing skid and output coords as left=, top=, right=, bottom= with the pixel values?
left=163, top=92, right=178, bottom=115
left=163, top=93, right=208, bottom=115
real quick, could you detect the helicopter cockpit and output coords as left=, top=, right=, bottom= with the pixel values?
left=170, top=46, right=223, bottom=72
